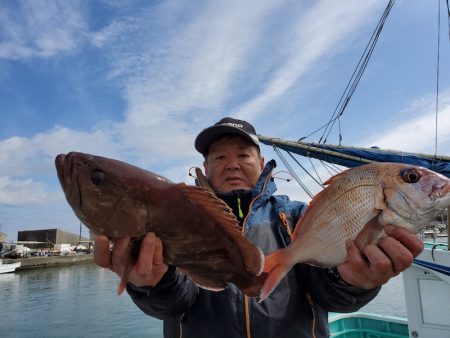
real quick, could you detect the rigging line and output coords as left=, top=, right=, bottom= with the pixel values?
left=322, top=1, right=394, bottom=143
left=447, top=0, right=450, bottom=20
left=338, top=117, right=342, bottom=146
left=298, top=0, right=395, bottom=143
left=435, top=0, right=441, bottom=159
left=307, top=156, right=324, bottom=185
left=318, top=160, right=334, bottom=176
left=319, top=0, right=395, bottom=143
left=286, top=151, right=324, bottom=187
left=327, top=161, right=343, bottom=173
left=273, top=146, right=315, bottom=198
left=447, top=0, right=450, bottom=49
left=320, top=160, right=342, bottom=175
left=273, top=146, right=313, bottom=195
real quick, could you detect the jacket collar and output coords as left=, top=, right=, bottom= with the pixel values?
left=251, top=159, right=277, bottom=204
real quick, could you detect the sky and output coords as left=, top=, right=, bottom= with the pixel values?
left=0, top=0, right=449, bottom=242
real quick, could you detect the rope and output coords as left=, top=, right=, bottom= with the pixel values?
left=298, top=0, right=395, bottom=143
left=273, top=146, right=314, bottom=198
left=447, top=0, right=450, bottom=32
left=284, top=151, right=324, bottom=188
left=434, top=0, right=441, bottom=159
left=307, top=156, right=324, bottom=186
left=320, top=0, right=395, bottom=144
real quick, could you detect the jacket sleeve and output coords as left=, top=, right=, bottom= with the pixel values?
left=296, top=263, right=380, bottom=312
left=126, top=265, right=199, bottom=320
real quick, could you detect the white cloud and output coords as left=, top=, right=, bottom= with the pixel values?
left=366, top=93, right=450, bottom=154
left=89, top=19, right=134, bottom=48
left=82, top=0, right=287, bottom=166
left=0, top=126, right=122, bottom=177
left=0, top=1, right=86, bottom=59
left=0, top=176, right=52, bottom=206
left=104, top=0, right=282, bottom=124
left=234, top=0, right=382, bottom=121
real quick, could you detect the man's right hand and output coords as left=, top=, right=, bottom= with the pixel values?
left=94, top=232, right=169, bottom=287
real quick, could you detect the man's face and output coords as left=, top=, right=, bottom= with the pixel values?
left=204, top=135, right=264, bottom=193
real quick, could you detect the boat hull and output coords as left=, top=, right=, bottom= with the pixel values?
left=403, top=242, right=450, bottom=338
left=0, top=261, right=21, bottom=274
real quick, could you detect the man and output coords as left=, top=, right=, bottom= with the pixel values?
left=94, top=117, right=423, bottom=337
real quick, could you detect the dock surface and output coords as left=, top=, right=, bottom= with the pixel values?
left=4, top=254, right=94, bottom=270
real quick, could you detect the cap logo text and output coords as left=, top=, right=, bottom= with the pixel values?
left=223, top=122, right=243, bottom=128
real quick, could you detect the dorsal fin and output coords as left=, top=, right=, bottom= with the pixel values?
left=194, top=167, right=214, bottom=191
left=178, top=184, right=264, bottom=276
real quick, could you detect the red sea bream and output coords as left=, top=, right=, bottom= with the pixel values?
left=260, top=163, right=450, bottom=301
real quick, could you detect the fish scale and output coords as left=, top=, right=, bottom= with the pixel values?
left=259, top=162, right=450, bottom=301
left=293, top=184, right=379, bottom=266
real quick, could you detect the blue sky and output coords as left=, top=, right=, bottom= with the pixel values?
left=1, top=0, right=449, bottom=241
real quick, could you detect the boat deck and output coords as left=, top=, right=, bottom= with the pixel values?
left=329, top=312, right=408, bottom=338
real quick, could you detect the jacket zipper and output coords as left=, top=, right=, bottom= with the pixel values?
left=241, top=170, right=273, bottom=338
left=279, top=211, right=293, bottom=241
left=306, top=292, right=317, bottom=338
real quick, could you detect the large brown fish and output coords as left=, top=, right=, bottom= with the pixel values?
left=261, top=163, right=450, bottom=301
left=55, top=152, right=264, bottom=296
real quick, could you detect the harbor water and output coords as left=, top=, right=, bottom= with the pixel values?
left=0, top=263, right=163, bottom=338
left=0, top=262, right=406, bottom=338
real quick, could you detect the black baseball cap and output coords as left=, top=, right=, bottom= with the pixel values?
left=195, top=117, right=260, bottom=156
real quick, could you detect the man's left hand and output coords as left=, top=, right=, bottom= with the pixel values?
left=336, top=225, right=424, bottom=288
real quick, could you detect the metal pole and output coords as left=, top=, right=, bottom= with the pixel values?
left=257, top=135, right=450, bottom=162
left=258, top=135, right=374, bottom=164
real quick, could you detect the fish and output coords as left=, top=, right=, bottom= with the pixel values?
left=55, top=152, right=264, bottom=296
left=260, top=162, right=450, bottom=301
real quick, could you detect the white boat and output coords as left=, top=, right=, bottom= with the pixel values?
left=403, top=242, right=450, bottom=337
left=326, top=242, right=450, bottom=338
left=0, top=259, right=21, bottom=274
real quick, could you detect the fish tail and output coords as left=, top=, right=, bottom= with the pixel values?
left=259, top=249, right=293, bottom=302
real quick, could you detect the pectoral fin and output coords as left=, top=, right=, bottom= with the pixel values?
left=117, top=238, right=141, bottom=295
left=353, top=213, right=385, bottom=250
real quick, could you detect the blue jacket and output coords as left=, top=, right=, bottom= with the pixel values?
left=126, top=160, right=380, bottom=338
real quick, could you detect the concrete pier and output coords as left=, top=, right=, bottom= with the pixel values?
left=4, top=254, right=94, bottom=270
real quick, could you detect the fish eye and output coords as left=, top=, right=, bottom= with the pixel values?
left=91, top=170, right=105, bottom=186
left=402, top=169, right=421, bottom=183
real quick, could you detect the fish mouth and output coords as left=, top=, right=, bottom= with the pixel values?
left=55, top=154, right=67, bottom=190
left=55, top=152, right=82, bottom=208
left=436, top=183, right=450, bottom=199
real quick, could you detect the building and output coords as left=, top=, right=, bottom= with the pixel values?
left=0, top=232, right=6, bottom=243
left=17, top=228, right=88, bottom=248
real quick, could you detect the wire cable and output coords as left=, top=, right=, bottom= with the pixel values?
left=272, top=146, right=315, bottom=198
left=320, top=0, right=395, bottom=144
left=298, top=0, right=395, bottom=143
left=434, top=0, right=441, bottom=159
